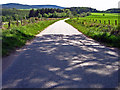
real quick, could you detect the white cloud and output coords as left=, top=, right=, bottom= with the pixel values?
left=0, top=0, right=119, bottom=10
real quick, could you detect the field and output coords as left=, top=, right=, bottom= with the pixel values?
left=66, top=13, right=120, bottom=48
left=75, top=13, right=119, bottom=25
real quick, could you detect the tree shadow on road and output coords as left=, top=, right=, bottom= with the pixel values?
left=2, top=34, right=119, bottom=88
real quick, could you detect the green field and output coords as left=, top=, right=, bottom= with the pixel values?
left=74, top=13, right=119, bottom=25
left=66, top=13, right=120, bottom=48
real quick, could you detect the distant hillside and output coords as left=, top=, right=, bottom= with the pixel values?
left=66, top=7, right=100, bottom=16
left=105, top=8, right=120, bottom=13
left=2, top=3, right=65, bottom=9
left=66, top=7, right=120, bottom=15
left=67, top=7, right=99, bottom=13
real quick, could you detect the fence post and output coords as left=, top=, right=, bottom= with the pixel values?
left=115, top=20, right=117, bottom=25
left=16, top=20, right=19, bottom=26
left=82, top=21, right=84, bottom=24
left=21, top=19, right=23, bottom=25
left=108, top=20, right=110, bottom=25
left=8, top=20, right=11, bottom=28
left=0, top=21, right=2, bottom=29
left=104, top=21, right=106, bottom=24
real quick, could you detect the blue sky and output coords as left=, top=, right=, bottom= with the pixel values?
left=1, top=0, right=119, bottom=10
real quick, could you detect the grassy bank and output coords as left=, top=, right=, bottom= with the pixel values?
left=65, top=17, right=120, bottom=48
left=2, top=19, right=61, bottom=56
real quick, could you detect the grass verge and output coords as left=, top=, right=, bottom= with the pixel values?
left=2, top=19, right=61, bottom=56
left=65, top=19, right=120, bottom=48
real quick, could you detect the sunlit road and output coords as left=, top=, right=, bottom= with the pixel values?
left=2, top=19, right=119, bottom=88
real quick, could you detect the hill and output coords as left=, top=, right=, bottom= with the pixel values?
left=66, top=7, right=120, bottom=16
left=105, top=8, right=120, bottom=13
left=2, top=3, right=65, bottom=9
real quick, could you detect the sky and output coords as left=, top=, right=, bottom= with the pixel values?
left=0, top=0, right=120, bottom=10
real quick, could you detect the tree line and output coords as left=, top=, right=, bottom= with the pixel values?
left=2, top=8, right=29, bottom=22
left=28, top=8, right=71, bottom=18
left=66, top=7, right=120, bottom=16
left=2, top=8, right=72, bottom=22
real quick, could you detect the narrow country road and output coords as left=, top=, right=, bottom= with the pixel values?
left=2, top=19, right=119, bottom=88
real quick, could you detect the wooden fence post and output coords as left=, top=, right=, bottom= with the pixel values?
left=104, top=21, right=106, bottom=24
left=108, top=20, right=110, bottom=25
left=82, top=21, right=84, bottom=24
left=0, top=21, right=2, bottom=28
left=8, top=20, right=11, bottom=28
left=16, top=20, right=19, bottom=26
left=115, top=20, right=117, bottom=25
left=21, top=19, right=23, bottom=25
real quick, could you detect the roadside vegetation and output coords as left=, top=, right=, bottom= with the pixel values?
left=2, top=8, right=30, bottom=22
left=2, top=19, right=62, bottom=56
left=66, top=13, right=120, bottom=48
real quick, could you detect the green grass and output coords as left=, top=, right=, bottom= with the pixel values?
left=65, top=13, right=120, bottom=48
left=2, top=19, right=61, bottom=56
left=90, top=13, right=118, bottom=17
left=75, top=13, right=119, bottom=25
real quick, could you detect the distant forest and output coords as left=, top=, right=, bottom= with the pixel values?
left=2, top=7, right=120, bottom=22
left=2, top=8, right=30, bottom=21
left=67, top=7, right=120, bottom=15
